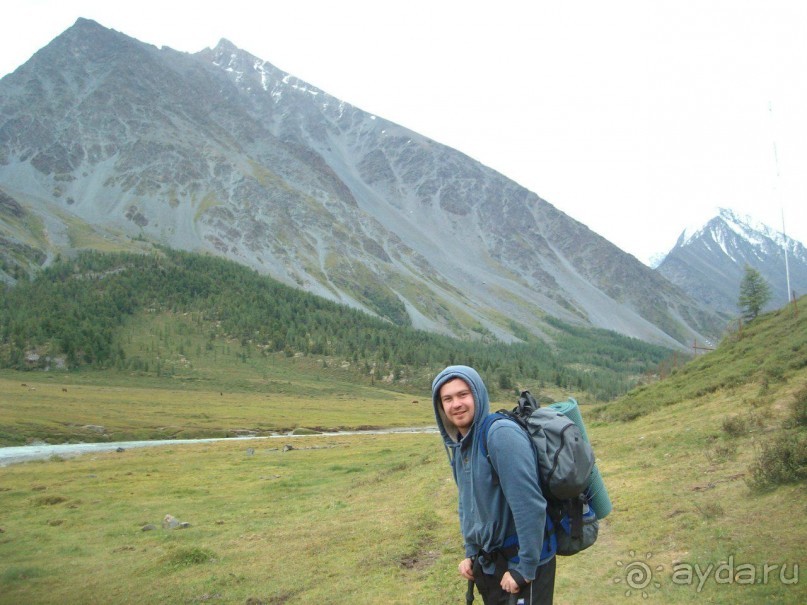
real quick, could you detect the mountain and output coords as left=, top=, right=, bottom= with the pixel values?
left=655, top=208, right=807, bottom=316
left=0, top=18, right=723, bottom=349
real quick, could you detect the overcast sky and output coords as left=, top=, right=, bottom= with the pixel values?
left=2, top=0, right=806, bottom=265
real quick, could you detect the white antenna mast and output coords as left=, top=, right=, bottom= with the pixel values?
left=769, top=102, right=792, bottom=303
left=782, top=208, right=792, bottom=303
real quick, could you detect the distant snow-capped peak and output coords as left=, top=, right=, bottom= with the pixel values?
left=679, top=208, right=784, bottom=249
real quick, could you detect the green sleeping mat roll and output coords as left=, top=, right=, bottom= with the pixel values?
left=549, top=398, right=612, bottom=519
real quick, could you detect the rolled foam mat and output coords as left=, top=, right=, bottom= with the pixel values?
left=549, top=398, right=612, bottom=519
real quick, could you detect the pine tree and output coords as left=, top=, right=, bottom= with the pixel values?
left=738, top=265, right=772, bottom=321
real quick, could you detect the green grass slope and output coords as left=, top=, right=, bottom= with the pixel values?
left=594, top=299, right=807, bottom=422
left=579, top=299, right=806, bottom=603
left=1, top=297, right=803, bottom=603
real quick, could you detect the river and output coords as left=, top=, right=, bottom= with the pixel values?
left=0, top=426, right=439, bottom=467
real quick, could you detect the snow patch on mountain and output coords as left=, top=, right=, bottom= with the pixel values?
left=656, top=206, right=807, bottom=315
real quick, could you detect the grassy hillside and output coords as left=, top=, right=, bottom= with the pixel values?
left=0, top=292, right=657, bottom=447
left=594, top=299, right=807, bottom=422
left=0, top=300, right=804, bottom=603
left=0, top=248, right=672, bottom=403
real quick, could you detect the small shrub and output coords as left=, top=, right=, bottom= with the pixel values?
left=706, top=442, right=737, bottom=464
left=164, top=547, right=217, bottom=569
left=762, top=365, right=785, bottom=384
left=746, top=432, right=807, bottom=491
left=722, top=415, right=748, bottom=437
left=695, top=384, right=720, bottom=398
left=695, top=501, right=725, bottom=520
left=788, top=355, right=807, bottom=371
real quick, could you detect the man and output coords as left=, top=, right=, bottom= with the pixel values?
left=432, top=365, right=556, bottom=605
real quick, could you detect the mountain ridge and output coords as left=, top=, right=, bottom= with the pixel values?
left=0, top=18, right=724, bottom=349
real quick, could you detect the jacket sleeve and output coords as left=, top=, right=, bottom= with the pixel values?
left=486, top=421, right=547, bottom=581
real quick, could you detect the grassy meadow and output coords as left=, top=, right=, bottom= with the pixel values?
left=1, top=303, right=806, bottom=603
left=0, top=309, right=436, bottom=446
left=0, top=370, right=429, bottom=446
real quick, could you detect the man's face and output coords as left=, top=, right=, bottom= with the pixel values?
left=439, top=378, right=475, bottom=433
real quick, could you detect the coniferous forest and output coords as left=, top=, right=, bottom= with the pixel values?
left=0, top=248, right=674, bottom=399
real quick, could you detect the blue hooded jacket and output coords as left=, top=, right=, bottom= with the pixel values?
left=432, top=365, right=554, bottom=581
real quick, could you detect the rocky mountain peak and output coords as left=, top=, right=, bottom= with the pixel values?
left=657, top=209, right=807, bottom=314
left=0, top=19, right=727, bottom=349
left=678, top=208, right=780, bottom=249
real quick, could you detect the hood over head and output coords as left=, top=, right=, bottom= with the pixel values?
left=432, top=365, right=490, bottom=445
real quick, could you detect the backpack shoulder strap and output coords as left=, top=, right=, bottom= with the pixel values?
left=478, top=412, right=508, bottom=459
left=480, top=408, right=546, bottom=486
left=478, top=410, right=527, bottom=458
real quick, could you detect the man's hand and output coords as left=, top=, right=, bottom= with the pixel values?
left=500, top=571, right=524, bottom=594
left=459, top=558, right=474, bottom=580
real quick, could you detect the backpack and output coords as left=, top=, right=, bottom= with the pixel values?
left=479, top=390, right=600, bottom=556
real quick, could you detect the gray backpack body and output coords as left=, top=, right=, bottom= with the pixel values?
left=479, top=391, right=599, bottom=555
left=525, top=406, right=595, bottom=499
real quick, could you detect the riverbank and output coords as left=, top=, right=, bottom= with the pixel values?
left=0, top=426, right=438, bottom=467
